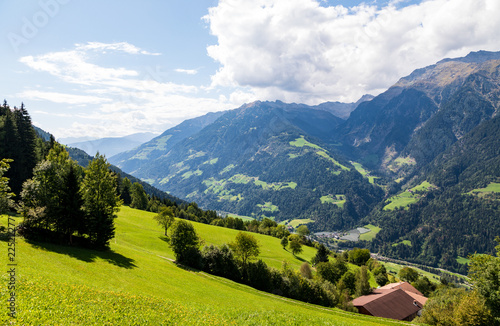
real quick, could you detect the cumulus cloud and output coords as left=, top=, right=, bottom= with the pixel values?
left=205, top=0, right=500, bottom=103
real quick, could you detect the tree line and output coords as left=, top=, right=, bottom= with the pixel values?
left=17, top=144, right=121, bottom=248
left=163, top=219, right=394, bottom=312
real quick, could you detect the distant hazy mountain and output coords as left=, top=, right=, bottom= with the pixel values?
left=65, top=132, right=157, bottom=158
left=65, top=146, right=185, bottom=204
left=109, top=111, right=226, bottom=174
left=312, top=94, right=374, bottom=119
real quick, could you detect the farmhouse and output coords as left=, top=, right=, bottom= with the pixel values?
left=352, top=282, right=427, bottom=321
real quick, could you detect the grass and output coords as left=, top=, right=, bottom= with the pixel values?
left=220, top=164, right=236, bottom=174
left=359, top=224, right=381, bottom=241
left=320, top=195, right=346, bottom=208
left=0, top=210, right=401, bottom=325
left=467, top=182, right=500, bottom=195
left=182, top=169, right=203, bottom=179
left=316, top=151, right=350, bottom=171
left=288, top=219, right=314, bottom=228
left=382, top=262, right=441, bottom=284
left=411, top=181, right=434, bottom=192
left=392, top=240, right=412, bottom=247
left=456, top=256, right=471, bottom=265
left=227, top=213, right=254, bottom=222
left=257, top=202, right=279, bottom=213
left=383, top=192, right=418, bottom=210
left=350, top=162, right=378, bottom=185
left=290, top=136, right=350, bottom=171
left=204, top=158, right=219, bottom=165
left=289, top=135, right=322, bottom=149
left=383, top=181, right=436, bottom=210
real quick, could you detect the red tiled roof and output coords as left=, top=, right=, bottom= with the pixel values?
left=405, top=291, right=428, bottom=306
left=378, top=281, right=424, bottom=296
left=352, top=288, right=422, bottom=320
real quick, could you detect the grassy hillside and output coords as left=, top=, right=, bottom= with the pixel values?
left=1, top=207, right=402, bottom=325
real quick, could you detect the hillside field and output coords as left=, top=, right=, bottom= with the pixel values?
left=1, top=207, right=403, bottom=325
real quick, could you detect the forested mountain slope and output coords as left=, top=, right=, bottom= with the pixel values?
left=368, top=115, right=500, bottom=273
left=130, top=101, right=382, bottom=230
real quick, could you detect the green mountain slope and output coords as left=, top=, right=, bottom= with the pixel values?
left=368, top=115, right=500, bottom=273
left=1, top=207, right=399, bottom=325
left=131, top=101, right=382, bottom=230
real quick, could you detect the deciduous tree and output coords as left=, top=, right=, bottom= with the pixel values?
left=289, top=239, right=303, bottom=256
left=280, top=236, right=288, bottom=249
left=230, top=231, right=260, bottom=266
left=399, top=267, right=419, bottom=283
left=169, top=219, right=201, bottom=265
left=154, top=206, right=175, bottom=236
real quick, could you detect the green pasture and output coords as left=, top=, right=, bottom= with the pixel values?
left=359, top=224, right=381, bottom=241
left=287, top=218, right=315, bottom=228
left=320, top=195, right=346, bottom=208
left=0, top=209, right=404, bottom=325
left=467, top=182, right=500, bottom=196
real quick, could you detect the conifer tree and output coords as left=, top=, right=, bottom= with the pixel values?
left=0, top=159, right=14, bottom=213
left=1, top=111, right=22, bottom=194
left=130, top=182, right=148, bottom=210
left=81, top=153, right=122, bottom=248
left=13, top=103, right=38, bottom=185
left=57, top=164, right=85, bottom=243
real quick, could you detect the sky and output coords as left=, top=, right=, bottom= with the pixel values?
left=1, top=0, right=499, bottom=140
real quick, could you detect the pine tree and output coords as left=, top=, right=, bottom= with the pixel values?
left=81, top=154, right=122, bottom=248
left=0, top=159, right=14, bottom=213
left=57, top=164, right=85, bottom=243
left=119, top=177, right=132, bottom=205
left=13, top=103, right=38, bottom=185
left=130, top=182, right=148, bottom=210
left=1, top=111, right=22, bottom=194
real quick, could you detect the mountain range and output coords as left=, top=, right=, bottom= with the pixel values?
left=63, top=132, right=157, bottom=158
left=106, top=50, right=500, bottom=272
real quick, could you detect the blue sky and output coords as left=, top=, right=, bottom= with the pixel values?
left=1, top=0, right=499, bottom=139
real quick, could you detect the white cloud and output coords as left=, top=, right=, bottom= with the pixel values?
left=205, top=0, right=500, bottom=103
left=75, top=42, right=161, bottom=55
left=18, top=42, right=234, bottom=139
left=175, top=68, right=199, bottom=75
left=17, top=90, right=111, bottom=105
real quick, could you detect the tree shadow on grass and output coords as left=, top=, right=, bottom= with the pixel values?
left=26, top=239, right=137, bottom=269
left=294, top=255, right=307, bottom=263
left=159, top=235, right=170, bottom=244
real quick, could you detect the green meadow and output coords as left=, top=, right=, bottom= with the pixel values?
left=383, top=181, right=436, bottom=210
left=287, top=218, right=315, bottom=228
left=467, top=182, right=500, bottom=196
left=359, top=224, right=382, bottom=241
left=1, top=208, right=402, bottom=325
